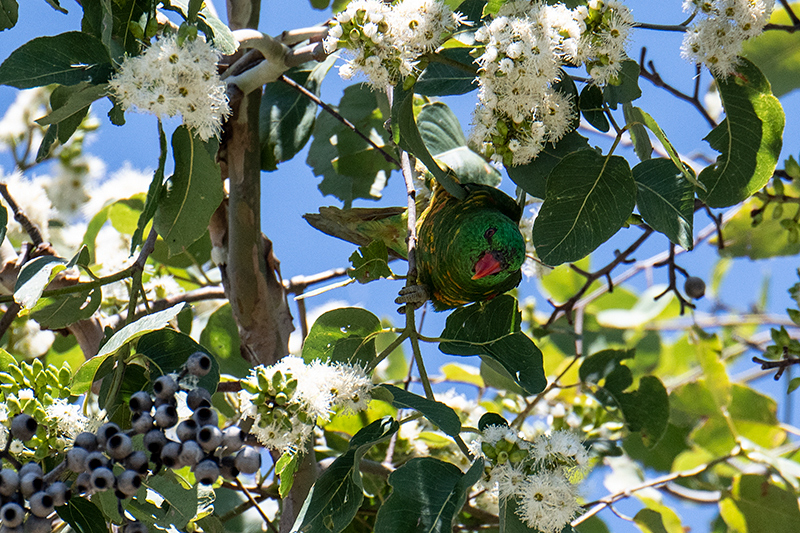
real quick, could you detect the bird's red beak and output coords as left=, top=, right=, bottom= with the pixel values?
left=472, top=252, right=502, bottom=280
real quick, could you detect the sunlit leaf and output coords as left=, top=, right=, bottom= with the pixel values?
left=303, top=307, right=382, bottom=367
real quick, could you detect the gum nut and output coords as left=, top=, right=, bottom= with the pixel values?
left=153, top=375, right=179, bottom=400
left=186, top=352, right=212, bottom=377
left=194, top=459, right=220, bottom=485
left=160, top=441, right=182, bottom=469
left=129, top=391, right=153, bottom=413
left=221, top=426, right=245, bottom=453
left=0, top=502, right=24, bottom=528
left=125, top=451, right=149, bottom=475
left=219, top=455, right=239, bottom=480
left=10, top=414, right=37, bottom=441
left=197, top=425, right=223, bottom=452
left=28, top=491, right=54, bottom=518
left=84, top=451, right=108, bottom=472
left=18, top=463, right=42, bottom=479
left=0, top=469, right=19, bottom=496
left=154, top=404, right=178, bottom=429
left=143, top=429, right=168, bottom=454
left=191, top=406, right=218, bottom=428
left=178, top=441, right=203, bottom=468
left=186, top=388, right=212, bottom=411
left=73, top=432, right=98, bottom=451
left=22, top=515, right=50, bottom=533
left=46, top=482, right=70, bottom=507
left=20, top=473, right=44, bottom=498
left=131, top=412, right=154, bottom=435
left=73, top=472, right=92, bottom=495
left=234, top=446, right=261, bottom=475
left=116, top=470, right=142, bottom=498
left=106, top=433, right=133, bottom=460
left=176, top=419, right=199, bottom=443
left=96, top=422, right=120, bottom=450
left=67, top=447, right=89, bottom=473
left=90, top=467, right=115, bottom=492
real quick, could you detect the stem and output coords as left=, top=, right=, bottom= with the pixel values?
left=236, top=478, right=279, bottom=533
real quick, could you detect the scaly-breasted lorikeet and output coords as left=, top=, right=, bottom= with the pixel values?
left=304, top=182, right=526, bottom=310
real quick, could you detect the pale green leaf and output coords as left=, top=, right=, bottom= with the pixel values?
left=14, top=256, right=67, bottom=309
left=302, top=307, right=381, bottom=367
left=742, top=3, right=800, bottom=97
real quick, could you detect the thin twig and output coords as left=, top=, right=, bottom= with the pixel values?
left=652, top=243, right=695, bottom=315
left=236, top=478, right=279, bottom=533
left=279, top=75, right=401, bottom=167
left=753, top=346, right=800, bottom=381
left=0, top=182, right=44, bottom=245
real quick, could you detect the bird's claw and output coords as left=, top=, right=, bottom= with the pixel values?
left=395, top=284, right=429, bottom=313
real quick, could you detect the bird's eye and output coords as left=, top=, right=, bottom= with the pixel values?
left=484, top=228, right=496, bottom=241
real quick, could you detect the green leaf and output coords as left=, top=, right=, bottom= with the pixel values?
left=143, top=471, right=200, bottom=530
left=56, top=497, right=109, bottom=533
left=634, top=509, right=678, bottom=533
left=439, top=294, right=546, bottom=395
left=0, top=204, right=6, bottom=247
left=720, top=196, right=800, bottom=259
left=14, top=256, right=68, bottom=309
left=692, top=328, right=731, bottom=410
left=36, top=82, right=106, bottom=128
left=580, top=349, right=669, bottom=447
left=292, top=417, right=399, bottom=533
left=633, top=158, right=695, bottom=250
left=0, top=32, right=112, bottom=88
left=71, top=304, right=186, bottom=395
left=742, top=3, right=800, bottom=97
left=0, top=0, right=18, bottom=31
left=697, top=58, right=784, bottom=207
left=276, top=452, right=299, bottom=499
left=498, top=496, right=535, bottom=533
left=136, top=328, right=220, bottom=394
left=307, top=84, right=396, bottom=207
left=532, top=150, right=635, bottom=266
left=162, top=0, right=237, bottom=54
left=31, top=287, right=102, bottom=329
left=303, top=307, right=382, bottom=367
left=260, top=57, right=335, bottom=171
left=623, top=102, right=652, bottom=161
left=132, top=122, right=167, bottom=254
left=788, top=377, right=800, bottom=394
left=416, top=47, right=478, bottom=96
left=348, top=240, right=393, bottom=283
left=199, top=304, right=249, bottom=378
left=506, top=130, right=591, bottom=200
left=380, top=384, right=462, bottom=437
left=579, top=84, right=609, bottom=132
left=417, top=101, right=501, bottom=186
left=374, top=457, right=483, bottom=533
left=154, top=125, right=224, bottom=257
left=602, top=59, right=641, bottom=109
left=719, top=474, right=800, bottom=533
left=392, top=83, right=465, bottom=200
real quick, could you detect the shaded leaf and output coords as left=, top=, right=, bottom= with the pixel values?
left=292, top=417, right=399, bottom=533
left=154, top=125, right=224, bottom=257
left=260, top=57, right=335, bottom=171
left=56, top=497, right=109, bottom=533
left=36, top=82, right=106, bottom=127
left=302, top=307, right=382, bottom=367
left=603, top=59, right=641, bottom=109
left=416, top=47, right=479, bottom=96
left=579, top=84, right=609, bottom=132
left=532, top=150, right=635, bottom=266
left=0, top=32, right=112, bottom=88
left=439, top=295, right=546, bottom=395
left=14, top=256, right=67, bottom=309
left=380, top=384, right=461, bottom=437
left=348, top=240, right=393, bottom=283
left=199, top=304, right=249, bottom=379
left=719, top=195, right=800, bottom=258
left=136, top=328, right=220, bottom=394
left=162, top=0, right=237, bottom=54
left=633, top=158, right=695, bottom=250
left=31, top=287, right=102, bottom=329
left=374, top=458, right=483, bottom=533
left=506, top=131, right=591, bottom=200
left=132, top=122, right=167, bottom=253
left=697, top=58, right=784, bottom=207
left=0, top=0, right=18, bottom=31
left=623, top=102, right=652, bottom=160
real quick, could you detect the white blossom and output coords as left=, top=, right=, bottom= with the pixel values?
left=46, top=398, right=90, bottom=442
left=515, top=470, right=581, bottom=533
left=109, top=34, right=230, bottom=140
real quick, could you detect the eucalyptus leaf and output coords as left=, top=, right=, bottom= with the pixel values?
left=30, top=287, right=102, bottom=329
left=697, top=58, right=784, bottom=207
left=154, top=126, right=224, bottom=257
left=14, top=256, right=68, bottom=310
left=56, top=497, right=108, bottom=533
left=0, top=0, right=18, bottom=31
left=439, top=295, right=546, bottom=395
left=199, top=303, right=249, bottom=379
left=633, top=158, right=695, bottom=250
left=132, top=122, right=167, bottom=254
left=348, top=240, right=393, bottom=283
left=532, top=150, right=635, bottom=266
left=579, top=84, right=609, bottom=132
left=380, top=384, right=462, bottom=437
left=742, top=3, right=800, bottom=97
left=602, top=59, right=642, bottom=109
left=720, top=474, right=800, bottom=533
left=416, top=47, right=478, bottom=96
left=302, top=307, right=382, bottom=367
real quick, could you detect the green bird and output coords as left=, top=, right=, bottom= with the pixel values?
left=304, top=183, right=526, bottom=311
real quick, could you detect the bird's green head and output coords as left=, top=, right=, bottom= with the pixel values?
left=451, top=209, right=526, bottom=287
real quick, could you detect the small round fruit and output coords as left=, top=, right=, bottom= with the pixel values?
left=96, top=422, right=120, bottom=450
left=221, top=426, right=245, bottom=454
left=0, top=469, right=19, bottom=497
left=143, top=429, right=168, bottom=455
left=186, top=352, right=212, bottom=377
left=124, top=521, right=149, bottom=533
left=178, top=441, right=203, bottom=468
left=84, top=451, right=109, bottom=472
left=116, top=470, right=142, bottom=498
left=153, top=375, right=179, bottom=400
left=154, top=404, right=179, bottom=429
left=0, top=502, right=24, bottom=528
left=10, top=414, right=37, bottom=441
left=197, top=425, right=223, bottom=452
left=18, top=462, right=42, bottom=479
left=234, top=446, right=261, bottom=475
left=125, top=451, right=149, bottom=475
left=684, top=276, right=706, bottom=299
left=73, top=472, right=92, bottom=495
left=20, top=473, right=44, bottom=498
left=73, top=432, right=98, bottom=451
left=131, top=412, right=154, bottom=435
left=160, top=441, right=182, bottom=469
left=129, top=391, right=153, bottom=413
left=67, top=447, right=89, bottom=473
left=194, top=459, right=220, bottom=485
left=28, top=491, right=54, bottom=518
left=176, top=420, right=198, bottom=443
left=46, top=482, right=70, bottom=507
left=106, top=433, right=133, bottom=460
left=90, top=467, right=115, bottom=492
left=23, top=515, right=51, bottom=533
left=219, top=455, right=240, bottom=481
left=191, top=407, right=218, bottom=428
left=186, top=388, right=212, bottom=411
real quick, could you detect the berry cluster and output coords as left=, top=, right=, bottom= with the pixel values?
left=0, top=352, right=261, bottom=533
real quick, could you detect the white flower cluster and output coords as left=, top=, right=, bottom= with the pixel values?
left=471, top=0, right=632, bottom=166
left=239, top=356, right=373, bottom=453
left=324, top=0, right=465, bottom=88
left=109, top=34, right=230, bottom=140
left=681, top=0, right=775, bottom=77
left=478, top=426, right=588, bottom=533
